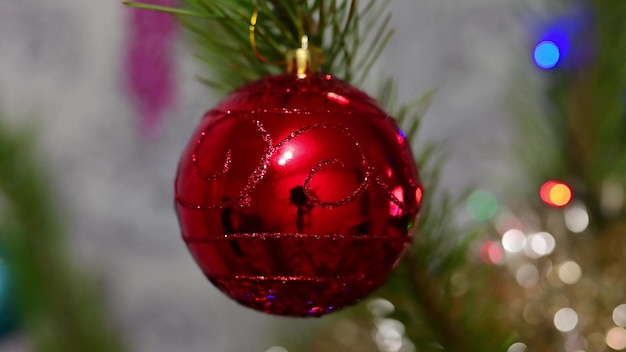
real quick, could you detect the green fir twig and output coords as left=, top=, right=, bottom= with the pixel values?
left=123, top=1, right=219, bottom=18
left=124, top=0, right=395, bottom=93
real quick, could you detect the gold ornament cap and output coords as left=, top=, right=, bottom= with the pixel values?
left=286, top=36, right=323, bottom=78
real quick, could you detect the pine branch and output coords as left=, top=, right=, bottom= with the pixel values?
left=124, top=0, right=395, bottom=92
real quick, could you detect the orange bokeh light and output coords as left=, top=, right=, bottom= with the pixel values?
left=540, top=181, right=572, bottom=207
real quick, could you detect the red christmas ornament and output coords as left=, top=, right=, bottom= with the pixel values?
left=175, top=71, right=422, bottom=317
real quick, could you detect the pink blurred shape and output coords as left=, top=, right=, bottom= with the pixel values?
left=123, top=0, right=178, bottom=139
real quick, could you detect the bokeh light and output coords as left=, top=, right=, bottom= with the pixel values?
left=266, top=346, right=289, bottom=352
left=554, top=308, right=578, bottom=332
left=480, top=241, right=504, bottom=264
left=367, top=298, right=395, bottom=317
left=516, top=264, right=539, bottom=288
left=502, top=229, right=526, bottom=253
left=375, top=319, right=405, bottom=352
left=526, top=232, right=556, bottom=257
left=606, top=327, right=626, bottom=350
left=534, top=9, right=592, bottom=70
left=564, top=204, right=589, bottom=233
left=508, top=342, right=528, bottom=352
left=466, top=190, right=499, bottom=222
left=540, top=181, right=573, bottom=207
left=534, top=41, right=560, bottom=69
left=558, top=261, right=582, bottom=285
left=613, top=304, right=626, bottom=327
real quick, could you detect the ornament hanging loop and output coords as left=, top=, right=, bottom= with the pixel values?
left=249, top=7, right=267, bottom=63
left=250, top=7, right=322, bottom=77
left=249, top=7, right=284, bottom=66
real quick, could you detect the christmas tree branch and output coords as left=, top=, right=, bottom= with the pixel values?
left=123, top=0, right=394, bottom=92
left=123, top=2, right=217, bottom=18
left=0, top=119, right=128, bottom=352
left=405, top=256, right=479, bottom=352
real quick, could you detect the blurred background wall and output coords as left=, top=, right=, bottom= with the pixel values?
left=0, top=0, right=520, bottom=351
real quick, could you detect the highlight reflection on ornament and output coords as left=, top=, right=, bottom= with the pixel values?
left=175, top=73, right=421, bottom=317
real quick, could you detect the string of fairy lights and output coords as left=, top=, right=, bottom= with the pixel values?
left=473, top=177, right=625, bottom=352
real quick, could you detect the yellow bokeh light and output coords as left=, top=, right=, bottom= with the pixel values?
left=540, top=181, right=573, bottom=207
left=549, top=184, right=572, bottom=207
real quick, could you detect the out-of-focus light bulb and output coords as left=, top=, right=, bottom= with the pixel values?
left=540, top=181, right=573, bottom=207
left=606, top=327, right=626, bottom=350
left=502, top=229, right=526, bottom=253
left=375, top=319, right=405, bottom=352
left=564, top=203, right=589, bottom=233
left=266, top=347, right=289, bottom=352
left=516, top=264, right=539, bottom=288
left=367, top=298, right=395, bottom=317
left=558, top=261, right=582, bottom=285
left=534, top=41, right=560, bottom=69
left=614, top=304, right=626, bottom=327
left=508, top=342, right=527, bottom=352
left=554, top=308, right=578, bottom=332
left=480, top=241, right=504, bottom=265
left=526, top=232, right=556, bottom=257
left=466, top=190, right=499, bottom=222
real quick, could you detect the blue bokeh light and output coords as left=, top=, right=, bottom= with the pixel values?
left=534, top=41, right=560, bottom=69
left=532, top=8, right=593, bottom=70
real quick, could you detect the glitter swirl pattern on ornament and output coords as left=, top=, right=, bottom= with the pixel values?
left=175, top=73, right=422, bottom=317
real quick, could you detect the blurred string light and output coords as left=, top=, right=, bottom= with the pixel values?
left=367, top=299, right=415, bottom=352
left=265, top=347, right=288, bottom=352
left=564, top=204, right=589, bottom=233
left=606, top=327, right=626, bottom=350
left=613, top=305, right=626, bottom=327
left=507, top=342, right=528, bottom=352
left=367, top=298, right=395, bottom=317
left=532, top=9, right=591, bottom=70
left=466, top=190, right=499, bottom=222
left=540, top=181, right=573, bottom=207
left=554, top=308, right=578, bottom=332
left=480, top=241, right=504, bottom=265
left=525, top=232, right=556, bottom=258
left=557, top=261, right=582, bottom=285
left=516, top=264, right=540, bottom=288
left=534, top=41, right=560, bottom=69
left=375, top=319, right=404, bottom=352
left=502, top=229, right=526, bottom=253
